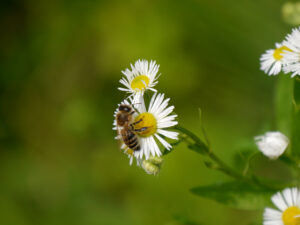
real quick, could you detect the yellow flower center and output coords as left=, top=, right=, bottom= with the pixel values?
left=130, top=75, right=150, bottom=91
left=282, top=206, right=300, bottom=225
left=133, top=112, right=157, bottom=137
left=273, top=46, right=292, bottom=60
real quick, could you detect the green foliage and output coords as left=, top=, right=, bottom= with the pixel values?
left=232, top=139, right=258, bottom=173
left=190, top=181, right=274, bottom=210
left=172, top=214, right=202, bottom=225
left=291, top=78, right=300, bottom=156
left=0, top=0, right=292, bottom=224
left=275, top=74, right=293, bottom=136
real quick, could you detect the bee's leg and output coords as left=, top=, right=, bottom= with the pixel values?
left=134, top=127, right=148, bottom=132
left=131, top=118, right=143, bottom=126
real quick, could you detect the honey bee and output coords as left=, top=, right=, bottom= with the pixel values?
left=116, top=104, right=147, bottom=151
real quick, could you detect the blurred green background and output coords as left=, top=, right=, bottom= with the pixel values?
left=0, top=0, right=293, bottom=224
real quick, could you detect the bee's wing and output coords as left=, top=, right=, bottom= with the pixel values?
left=116, top=126, right=127, bottom=151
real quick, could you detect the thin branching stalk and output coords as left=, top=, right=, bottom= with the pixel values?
left=174, top=125, right=292, bottom=191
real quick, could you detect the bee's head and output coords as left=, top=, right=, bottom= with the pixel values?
left=119, top=104, right=132, bottom=113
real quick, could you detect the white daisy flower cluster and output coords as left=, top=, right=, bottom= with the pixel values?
left=113, top=59, right=178, bottom=167
left=264, top=187, right=300, bottom=225
left=260, top=27, right=300, bottom=77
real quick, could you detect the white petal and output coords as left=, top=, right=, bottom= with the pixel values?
left=264, top=208, right=282, bottom=221
left=282, top=188, right=294, bottom=207
left=149, top=136, right=161, bottom=156
left=271, top=192, right=288, bottom=211
left=157, top=129, right=179, bottom=140
left=155, top=134, right=172, bottom=150
left=156, top=106, right=175, bottom=120
left=157, top=121, right=178, bottom=129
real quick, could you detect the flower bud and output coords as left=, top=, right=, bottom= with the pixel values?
left=255, top=131, right=289, bottom=159
left=142, top=156, right=163, bottom=175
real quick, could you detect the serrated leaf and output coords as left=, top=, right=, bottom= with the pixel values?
left=190, top=181, right=275, bottom=210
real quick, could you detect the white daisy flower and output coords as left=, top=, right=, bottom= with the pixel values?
left=282, top=27, right=300, bottom=77
left=118, top=59, right=160, bottom=102
left=260, top=43, right=291, bottom=76
left=255, top=131, right=289, bottom=160
left=132, top=93, right=178, bottom=159
left=113, top=93, right=178, bottom=161
left=263, top=187, right=300, bottom=225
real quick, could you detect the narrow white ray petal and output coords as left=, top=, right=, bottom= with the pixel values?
left=147, top=136, right=156, bottom=157
left=129, top=156, right=133, bottom=165
left=295, top=189, right=300, bottom=207
left=272, top=192, right=288, bottom=211
left=156, top=106, right=175, bottom=119
left=119, top=78, right=130, bottom=88
left=148, top=87, right=157, bottom=92
left=118, top=87, right=131, bottom=92
left=134, top=94, right=146, bottom=113
left=148, top=92, right=157, bottom=112
left=264, top=208, right=282, bottom=220
left=157, top=129, right=179, bottom=140
left=157, top=121, right=178, bottom=129
left=155, top=134, right=172, bottom=150
left=145, top=137, right=151, bottom=159
left=263, top=220, right=284, bottom=225
left=291, top=188, right=297, bottom=205
left=154, top=97, right=170, bottom=115
left=283, top=188, right=294, bottom=207
left=157, top=115, right=178, bottom=123
left=151, top=93, right=164, bottom=113
left=150, top=136, right=161, bottom=156
left=149, top=93, right=160, bottom=112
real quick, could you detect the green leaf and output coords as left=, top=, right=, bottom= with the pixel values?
left=232, top=139, right=257, bottom=171
left=291, top=78, right=300, bottom=156
left=190, top=181, right=275, bottom=210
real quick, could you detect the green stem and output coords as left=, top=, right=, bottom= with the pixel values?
left=207, top=151, right=245, bottom=180
left=175, top=126, right=208, bottom=152
left=174, top=125, right=288, bottom=190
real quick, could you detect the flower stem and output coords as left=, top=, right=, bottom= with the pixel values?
left=174, top=125, right=289, bottom=190
left=174, top=125, right=208, bottom=152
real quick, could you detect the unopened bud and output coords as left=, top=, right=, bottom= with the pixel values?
left=142, top=156, right=163, bottom=175
left=255, top=131, right=289, bottom=159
